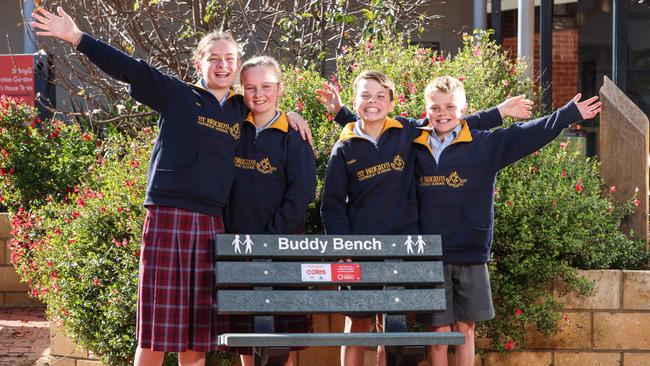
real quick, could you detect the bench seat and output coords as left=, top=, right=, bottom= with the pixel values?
left=218, top=331, right=465, bottom=347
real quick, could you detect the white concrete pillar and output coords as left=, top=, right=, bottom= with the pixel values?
left=23, top=0, right=35, bottom=53
left=517, top=0, right=535, bottom=79
left=473, top=0, right=487, bottom=30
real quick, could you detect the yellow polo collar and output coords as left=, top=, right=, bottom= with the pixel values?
left=339, top=117, right=403, bottom=142
left=244, top=111, right=289, bottom=133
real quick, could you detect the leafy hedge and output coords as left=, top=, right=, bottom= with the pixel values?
left=0, top=30, right=646, bottom=364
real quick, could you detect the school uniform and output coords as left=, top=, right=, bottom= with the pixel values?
left=224, top=111, right=316, bottom=354
left=413, top=101, right=583, bottom=325
left=76, top=34, right=246, bottom=352
left=322, top=107, right=505, bottom=235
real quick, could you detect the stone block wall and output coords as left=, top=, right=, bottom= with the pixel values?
left=0, top=212, right=40, bottom=307
left=474, top=270, right=650, bottom=366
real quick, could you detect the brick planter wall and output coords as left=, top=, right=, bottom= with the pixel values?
left=0, top=212, right=40, bottom=307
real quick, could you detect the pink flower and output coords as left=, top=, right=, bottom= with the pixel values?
left=350, top=63, right=359, bottom=71
left=502, top=79, right=509, bottom=87
left=575, top=182, right=583, bottom=193
left=610, top=186, right=617, bottom=193
left=93, top=277, right=100, bottom=287
left=77, top=198, right=85, bottom=207
left=532, top=150, right=540, bottom=156
left=504, top=340, right=514, bottom=350
left=514, top=308, right=523, bottom=316
left=401, top=112, right=408, bottom=117
left=296, top=100, right=304, bottom=113
left=530, top=165, right=537, bottom=173
left=634, top=198, right=640, bottom=207
left=560, top=141, right=569, bottom=150
left=561, top=170, right=567, bottom=177
left=326, top=113, right=334, bottom=122
left=407, top=82, right=416, bottom=94
left=473, top=47, right=481, bottom=57
left=50, top=130, right=60, bottom=139
left=458, top=76, right=466, bottom=82
left=82, top=133, right=92, bottom=141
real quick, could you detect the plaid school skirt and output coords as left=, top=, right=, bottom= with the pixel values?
left=137, top=205, right=226, bottom=352
left=222, top=228, right=313, bottom=356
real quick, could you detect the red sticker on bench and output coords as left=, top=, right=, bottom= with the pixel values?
left=331, top=263, right=361, bottom=282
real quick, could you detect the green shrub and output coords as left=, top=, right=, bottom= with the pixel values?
left=0, top=96, right=97, bottom=212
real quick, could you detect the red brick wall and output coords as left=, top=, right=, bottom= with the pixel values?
left=502, top=29, right=578, bottom=109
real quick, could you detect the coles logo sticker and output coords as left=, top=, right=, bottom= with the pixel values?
left=301, top=263, right=361, bottom=282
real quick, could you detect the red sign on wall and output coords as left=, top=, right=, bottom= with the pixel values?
left=0, top=55, right=35, bottom=106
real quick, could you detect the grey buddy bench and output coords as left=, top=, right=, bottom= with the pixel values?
left=214, top=234, right=464, bottom=366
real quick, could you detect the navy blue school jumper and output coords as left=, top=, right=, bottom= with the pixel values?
left=76, top=34, right=246, bottom=352
left=224, top=112, right=317, bottom=354
left=322, top=107, right=505, bottom=235
left=413, top=101, right=583, bottom=264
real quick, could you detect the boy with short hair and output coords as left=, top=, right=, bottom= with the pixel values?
left=413, top=76, right=600, bottom=366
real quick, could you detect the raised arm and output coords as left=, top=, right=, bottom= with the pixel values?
left=265, top=135, right=317, bottom=234
left=320, top=145, right=351, bottom=235
left=465, top=95, right=534, bottom=130
left=31, top=7, right=179, bottom=112
left=489, top=94, right=600, bottom=170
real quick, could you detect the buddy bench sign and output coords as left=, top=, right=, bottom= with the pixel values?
left=215, top=234, right=442, bottom=282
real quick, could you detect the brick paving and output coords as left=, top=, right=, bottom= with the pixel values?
left=0, top=307, right=49, bottom=366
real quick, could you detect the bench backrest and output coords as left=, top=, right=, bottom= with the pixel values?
left=215, top=234, right=445, bottom=315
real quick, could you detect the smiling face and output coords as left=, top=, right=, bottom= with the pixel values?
left=194, top=39, right=240, bottom=95
left=426, top=89, right=468, bottom=138
left=241, top=65, right=282, bottom=118
left=353, top=78, right=395, bottom=125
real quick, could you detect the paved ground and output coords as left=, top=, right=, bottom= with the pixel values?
left=0, top=308, right=50, bottom=366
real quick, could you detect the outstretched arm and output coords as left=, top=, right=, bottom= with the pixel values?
left=489, top=94, right=600, bottom=170
left=31, top=6, right=178, bottom=112
left=465, top=95, right=534, bottom=130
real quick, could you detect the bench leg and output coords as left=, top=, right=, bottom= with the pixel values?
left=253, top=347, right=290, bottom=366
left=383, top=314, right=427, bottom=366
left=385, top=345, right=427, bottom=366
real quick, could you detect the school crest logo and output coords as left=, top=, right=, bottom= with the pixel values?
left=256, top=158, right=277, bottom=174
left=446, top=171, right=467, bottom=188
left=390, top=154, right=405, bottom=171
left=229, top=123, right=240, bottom=139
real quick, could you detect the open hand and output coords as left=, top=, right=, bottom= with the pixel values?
left=497, top=94, right=534, bottom=120
left=315, top=82, right=344, bottom=115
left=286, top=112, right=314, bottom=146
left=31, top=6, right=82, bottom=46
left=572, top=93, right=601, bottom=120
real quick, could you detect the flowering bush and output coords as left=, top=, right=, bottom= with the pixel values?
left=281, top=30, right=647, bottom=350
left=0, top=97, right=96, bottom=212
left=9, top=129, right=151, bottom=364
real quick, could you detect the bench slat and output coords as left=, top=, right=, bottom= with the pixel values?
left=218, top=332, right=465, bottom=347
left=217, top=289, right=445, bottom=314
left=215, top=261, right=443, bottom=286
left=215, top=234, right=441, bottom=258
